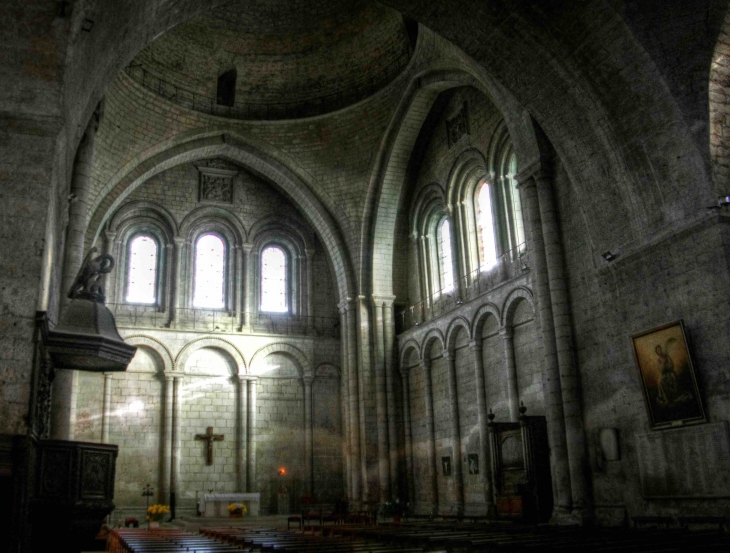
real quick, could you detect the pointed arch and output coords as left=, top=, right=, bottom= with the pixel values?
left=87, top=133, right=354, bottom=302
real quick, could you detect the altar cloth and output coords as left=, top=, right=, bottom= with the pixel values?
left=198, top=493, right=260, bottom=517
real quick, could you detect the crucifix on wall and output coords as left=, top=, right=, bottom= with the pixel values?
left=195, top=426, right=224, bottom=465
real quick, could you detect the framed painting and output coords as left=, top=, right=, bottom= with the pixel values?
left=441, top=456, right=452, bottom=476
left=631, top=320, right=705, bottom=429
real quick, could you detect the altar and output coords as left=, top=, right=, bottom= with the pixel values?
left=198, top=493, right=261, bottom=517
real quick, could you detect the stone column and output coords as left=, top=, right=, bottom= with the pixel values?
left=169, top=237, right=186, bottom=327
left=420, top=236, right=434, bottom=315
left=517, top=174, right=572, bottom=516
left=160, top=374, right=174, bottom=503
left=535, top=171, right=590, bottom=516
left=401, top=368, right=415, bottom=505
left=444, top=351, right=464, bottom=515
left=345, top=299, right=362, bottom=504
left=355, top=296, right=370, bottom=502
left=500, top=327, right=520, bottom=421
left=170, top=374, right=183, bottom=518
left=103, top=230, right=118, bottom=304
left=243, top=244, right=254, bottom=330
left=383, top=298, right=399, bottom=499
left=237, top=376, right=248, bottom=492
left=52, top=108, right=100, bottom=441
left=234, top=245, right=244, bottom=329
left=338, top=303, right=352, bottom=499
left=303, top=375, right=314, bottom=496
left=101, top=373, right=113, bottom=444
left=163, top=243, right=174, bottom=313
left=371, top=296, right=390, bottom=502
left=421, top=358, right=438, bottom=515
left=470, top=340, right=493, bottom=512
left=305, top=248, right=314, bottom=329
left=246, top=377, right=258, bottom=492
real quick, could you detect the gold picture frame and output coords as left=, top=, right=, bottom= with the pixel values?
left=631, top=320, right=706, bottom=429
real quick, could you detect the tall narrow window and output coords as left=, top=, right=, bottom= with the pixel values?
left=261, top=246, right=288, bottom=313
left=126, top=235, right=158, bottom=304
left=193, top=233, right=225, bottom=309
left=438, top=218, right=454, bottom=293
left=478, top=181, right=498, bottom=270
left=508, top=154, right=525, bottom=250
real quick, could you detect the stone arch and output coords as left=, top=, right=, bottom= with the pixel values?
left=249, top=342, right=310, bottom=378
left=445, top=316, right=471, bottom=353
left=399, top=338, right=421, bottom=367
left=179, top=205, right=247, bottom=246
left=420, top=328, right=445, bottom=361
left=175, top=336, right=247, bottom=375
left=124, top=334, right=175, bottom=373
left=86, top=133, right=354, bottom=302
left=248, top=215, right=314, bottom=253
left=108, top=200, right=178, bottom=239
left=710, top=7, right=730, bottom=194
left=471, top=302, right=502, bottom=340
left=501, top=286, right=535, bottom=328
left=315, top=363, right=341, bottom=379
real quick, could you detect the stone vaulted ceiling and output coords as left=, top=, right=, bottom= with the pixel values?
left=129, top=0, right=413, bottom=119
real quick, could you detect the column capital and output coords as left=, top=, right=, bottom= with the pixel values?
left=442, top=350, right=453, bottom=360
left=173, top=237, right=187, bottom=247
left=302, top=375, right=314, bottom=386
left=419, top=358, right=431, bottom=371
left=164, top=373, right=175, bottom=382
left=468, top=340, right=482, bottom=352
left=172, top=372, right=185, bottom=381
left=515, top=160, right=552, bottom=187
left=242, top=242, right=254, bottom=254
left=372, top=295, right=397, bottom=308
left=499, top=327, right=513, bottom=338
left=104, top=229, right=117, bottom=242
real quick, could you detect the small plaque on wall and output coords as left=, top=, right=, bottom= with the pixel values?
left=636, top=421, right=730, bottom=498
left=197, top=159, right=238, bottom=204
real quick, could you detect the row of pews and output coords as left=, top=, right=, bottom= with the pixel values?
left=108, top=520, right=730, bottom=553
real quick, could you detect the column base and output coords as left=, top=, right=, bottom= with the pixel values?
left=549, top=505, right=583, bottom=526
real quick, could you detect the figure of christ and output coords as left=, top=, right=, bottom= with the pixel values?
left=195, top=426, right=224, bottom=465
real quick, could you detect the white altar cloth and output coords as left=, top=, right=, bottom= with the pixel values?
left=198, top=493, right=260, bottom=517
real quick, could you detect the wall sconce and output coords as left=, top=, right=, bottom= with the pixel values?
left=82, top=18, right=94, bottom=32
left=601, top=251, right=617, bottom=262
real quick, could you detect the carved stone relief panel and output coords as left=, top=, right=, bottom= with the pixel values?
left=197, top=159, right=239, bottom=204
left=446, top=103, right=469, bottom=147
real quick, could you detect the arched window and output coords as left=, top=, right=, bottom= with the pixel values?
left=507, top=154, right=525, bottom=251
left=126, top=235, right=158, bottom=304
left=477, top=181, right=498, bottom=270
left=193, top=233, right=225, bottom=309
left=261, top=245, right=288, bottom=313
left=437, top=218, right=454, bottom=293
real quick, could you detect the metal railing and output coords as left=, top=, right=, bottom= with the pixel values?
left=107, top=303, right=340, bottom=338
left=125, top=49, right=411, bottom=121
left=396, top=244, right=527, bottom=333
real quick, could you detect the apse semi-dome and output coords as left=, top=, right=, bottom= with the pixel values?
left=127, top=0, right=415, bottom=120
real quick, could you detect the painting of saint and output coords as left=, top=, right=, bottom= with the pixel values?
left=631, top=320, right=705, bottom=429
left=467, top=454, right=479, bottom=475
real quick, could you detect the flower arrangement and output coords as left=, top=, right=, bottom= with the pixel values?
left=146, top=504, right=170, bottom=522
left=227, top=503, right=247, bottom=517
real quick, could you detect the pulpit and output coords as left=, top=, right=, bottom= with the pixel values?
left=198, top=493, right=260, bottom=517
left=487, top=406, right=553, bottom=523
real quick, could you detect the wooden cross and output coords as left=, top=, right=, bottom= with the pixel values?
left=195, top=426, right=224, bottom=465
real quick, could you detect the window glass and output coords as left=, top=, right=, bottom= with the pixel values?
left=261, top=246, right=288, bottom=313
left=438, top=218, right=454, bottom=293
left=193, top=233, right=225, bottom=309
left=478, top=181, right=498, bottom=270
left=126, top=235, right=158, bottom=304
left=509, top=154, right=526, bottom=250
